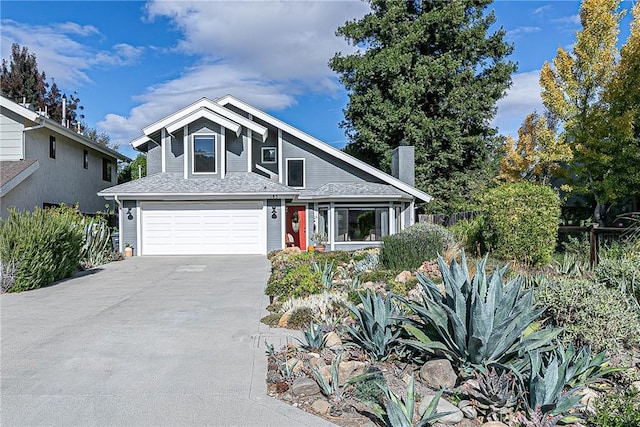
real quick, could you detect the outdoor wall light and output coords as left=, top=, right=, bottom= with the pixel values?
left=271, top=206, right=277, bottom=219
left=127, top=207, right=133, bottom=220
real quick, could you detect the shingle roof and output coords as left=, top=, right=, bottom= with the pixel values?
left=98, top=172, right=298, bottom=196
left=299, top=182, right=412, bottom=200
left=0, top=159, right=38, bottom=187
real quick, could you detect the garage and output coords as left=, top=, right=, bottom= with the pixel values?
left=140, top=201, right=266, bottom=255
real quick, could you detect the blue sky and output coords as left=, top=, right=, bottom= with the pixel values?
left=1, top=1, right=636, bottom=160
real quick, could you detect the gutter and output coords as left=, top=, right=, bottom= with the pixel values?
left=22, top=118, right=46, bottom=159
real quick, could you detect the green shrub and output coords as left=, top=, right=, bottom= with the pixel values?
left=360, top=269, right=400, bottom=284
left=534, top=278, right=640, bottom=353
left=286, top=307, right=314, bottom=329
left=589, top=388, right=640, bottom=427
left=482, top=182, right=560, bottom=265
left=0, top=207, right=84, bottom=292
left=265, top=263, right=323, bottom=299
left=448, top=215, right=486, bottom=256
left=381, top=222, right=456, bottom=270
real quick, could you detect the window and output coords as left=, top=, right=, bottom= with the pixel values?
left=102, top=158, right=112, bottom=182
left=193, top=135, right=216, bottom=173
left=83, top=150, right=89, bottom=169
left=335, top=208, right=389, bottom=242
left=286, top=159, right=304, bottom=188
left=49, top=136, right=56, bottom=159
left=262, top=147, right=276, bottom=164
left=395, top=206, right=401, bottom=233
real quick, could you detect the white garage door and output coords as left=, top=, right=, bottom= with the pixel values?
left=141, top=202, right=266, bottom=255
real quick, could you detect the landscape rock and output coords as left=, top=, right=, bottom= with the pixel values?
left=278, top=309, right=293, bottom=328
left=311, top=399, right=331, bottom=415
left=459, top=404, right=477, bottom=419
left=632, top=381, right=640, bottom=392
left=418, top=394, right=463, bottom=425
left=309, top=356, right=326, bottom=369
left=291, top=377, right=320, bottom=397
left=395, top=270, right=413, bottom=283
left=317, top=361, right=366, bottom=385
left=324, top=331, right=342, bottom=348
left=283, top=246, right=301, bottom=254
left=286, top=358, right=303, bottom=372
left=419, top=359, right=458, bottom=389
left=481, top=422, right=508, bottom=427
left=580, top=387, right=599, bottom=414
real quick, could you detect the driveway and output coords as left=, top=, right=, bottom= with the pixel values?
left=1, top=256, right=334, bottom=426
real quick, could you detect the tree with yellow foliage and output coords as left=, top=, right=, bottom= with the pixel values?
left=538, top=0, right=639, bottom=220
left=498, top=112, right=572, bottom=184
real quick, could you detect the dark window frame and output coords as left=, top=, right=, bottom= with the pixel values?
left=192, top=134, right=216, bottom=174
left=102, top=158, right=112, bottom=182
left=83, top=150, right=89, bottom=169
left=49, top=136, right=56, bottom=159
left=286, top=158, right=305, bottom=188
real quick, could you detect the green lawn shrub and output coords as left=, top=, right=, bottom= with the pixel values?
left=482, top=182, right=560, bottom=265
left=265, top=263, right=322, bottom=300
left=380, top=222, right=455, bottom=270
left=0, top=207, right=84, bottom=292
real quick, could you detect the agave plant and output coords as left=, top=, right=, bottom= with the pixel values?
left=463, top=366, right=523, bottom=421
left=312, top=259, right=336, bottom=290
left=360, top=374, right=452, bottom=427
left=524, top=344, right=621, bottom=422
left=297, top=321, right=327, bottom=351
left=397, top=251, right=562, bottom=369
left=344, top=290, right=402, bottom=361
left=79, top=217, right=113, bottom=269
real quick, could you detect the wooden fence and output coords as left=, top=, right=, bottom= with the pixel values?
left=558, top=224, right=629, bottom=268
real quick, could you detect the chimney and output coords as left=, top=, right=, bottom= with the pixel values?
left=391, top=145, right=415, bottom=186
left=61, top=96, right=66, bottom=127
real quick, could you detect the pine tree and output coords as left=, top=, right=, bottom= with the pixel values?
left=330, top=0, right=516, bottom=212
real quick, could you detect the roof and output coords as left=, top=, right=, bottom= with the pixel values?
left=0, top=96, right=131, bottom=162
left=215, top=95, right=432, bottom=203
left=0, top=159, right=39, bottom=197
left=98, top=172, right=298, bottom=200
left=299, top=182, right=412, bottom=201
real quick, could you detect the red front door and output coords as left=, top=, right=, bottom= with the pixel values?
left=286, top=205, right=306, bottom=250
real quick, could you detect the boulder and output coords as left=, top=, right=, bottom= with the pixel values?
left=481, top=422, right=508, bottom=427
left=311, top=399, right=331, bottom=415
left=291, top=377, right=320, bottom=397
left=395, top=270, right=413, bottom=283
left=418, top=394, right=463, bottom=425
left=278, top=310, right=293, bottom=328
left=317, top=361, right=366, bottom=385
left=580, top=387, right=599, bottom=414
left=324, top=331, right=342, bottom=348
left=419, top=359, right=458, bottom=389
left=286, top=358, right=303, bottom=372
left=632, top=380, right=640, bottom=392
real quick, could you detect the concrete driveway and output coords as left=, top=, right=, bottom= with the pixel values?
left=1, top=256, right=334, bottom=426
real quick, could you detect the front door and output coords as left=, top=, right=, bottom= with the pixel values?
left=286, top=205, right=306, bottom=250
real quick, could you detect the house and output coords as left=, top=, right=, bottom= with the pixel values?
left=0, top=95, right=130, bottom=218
left=98, top=95, right=432, bottom=255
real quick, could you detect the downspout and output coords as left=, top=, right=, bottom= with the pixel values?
left=22, top=118, right=46, bottom=160
left=114, top=195, right=123, bottom=253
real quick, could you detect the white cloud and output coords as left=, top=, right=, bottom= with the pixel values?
left=533, top=5, right=552, bottom=16
left=506, top=26, right=541, bottom=38
left=552, top=14, right=581, bottom=26
left=100, top=0, right=369, bottom=148
left=493, top=70, right=544, bottom=138
left=0, top=19, right=144, bottom=87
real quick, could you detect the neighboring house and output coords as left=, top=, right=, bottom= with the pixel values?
left=99, top=95, right=432, bottom=255
left=0, top=96, right=130, bottom=218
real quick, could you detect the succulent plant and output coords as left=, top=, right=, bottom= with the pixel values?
left=345, top=290, right=402, bottom=361
left=297, top=321, right=327, bottom=351
left=463, top=366, right=522, bottom=420
left=312, top=259, right=337, bottom=289
left=397, top=251, right=563, bottom=369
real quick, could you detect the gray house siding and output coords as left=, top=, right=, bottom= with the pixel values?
left=226, top=128, right=248, bottom=172
left=165, top=129, right=184, bottom=173
left=147, top=142, right=162, bottom=175
left=281, top=131, right=382, bottom=189
left=121, top=200, right=138, bottom=253
left=266, top=199, right=283, bottom=252
left=0, top=107, right=24, bottom=160
left=2, top=126, right=115, bottom=217
left=187, top=118, right=221, bottom=179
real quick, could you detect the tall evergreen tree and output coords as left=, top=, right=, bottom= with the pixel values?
left=330, top=0, right=516, bottom=212
left=1, top=43, right=48, bottom=109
